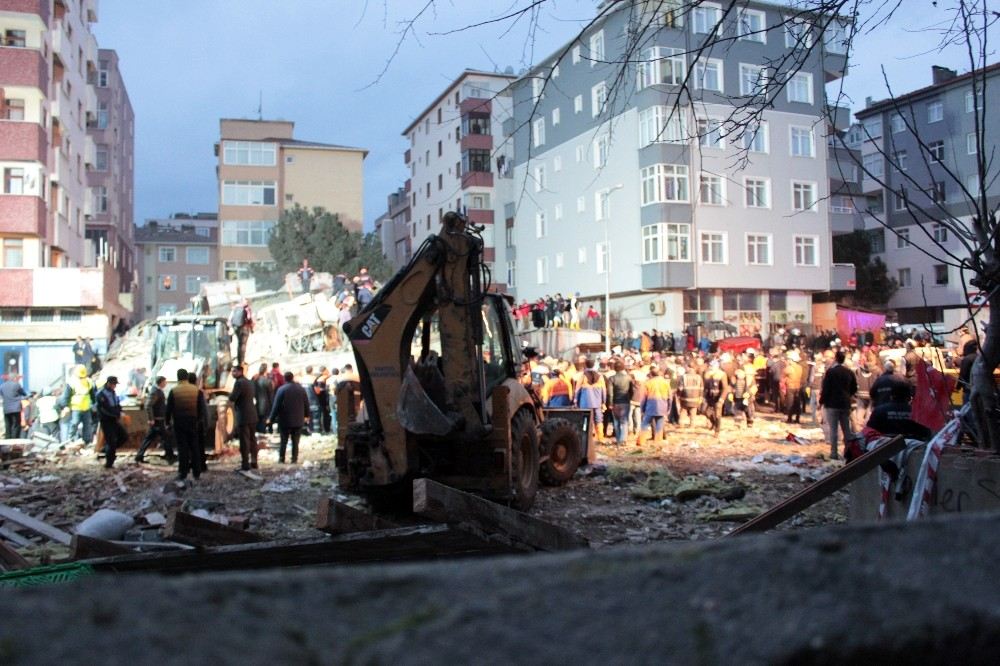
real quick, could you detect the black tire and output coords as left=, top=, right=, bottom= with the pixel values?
left=509, top=409, right=540, bottom=511
left=539, top=418, right=583, bottom=486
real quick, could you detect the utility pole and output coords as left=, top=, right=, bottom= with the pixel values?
left=604, top=184, right=624, bottom=355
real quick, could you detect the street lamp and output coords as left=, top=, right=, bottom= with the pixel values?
left=604, top=183, right=624, bottom=355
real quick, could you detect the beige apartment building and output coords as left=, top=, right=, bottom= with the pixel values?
left=215, top=119, right=366, bottom=280
left=135, top=214, right=218, bottom=318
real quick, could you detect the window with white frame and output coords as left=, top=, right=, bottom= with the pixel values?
left=890, top=113, right=905, bottom=133
left=534, top=165, right=546, bottom=192
left=589, top=30, right=605, bottom=65
left=554, top=203, right=563, bottom=219
left=532, top=77, right=544, bottom=103
left=967, top=174, right=981, bottom=192
left=553, top=155, right=562, bottom=172
left=928, top=140, right=945, bottom=162
left=222, top=181, right=277, bottom=206
left=638, top=47, right=686, bottom=89
left=693, top=59, right=723, bottom=92
left=740, top=121, right=768, bottom=152
left=966, top=88, right=984, bottom=113
left=789, top=126, right=814, bottom=157
left=739, top=63, right=768, bottom=96
left=595, top=190, right=610, bottom=221
left=896, top=227, right=910, bottom=247
left=894, top=150, right=908, bottom=171
left=700, top=231, right=727, bottom=264
left=93, top=186, right=108, bottom=213
left=699, top=173, right=725, bottom=205
left=862, top=152, right=883, bottom=178
left=824, top=19, right=848, bottom=53
left=222, top=220, right=276, bottom=246
left=898, top=267, right=911, bottom=287
left=737, top=8, right=767, bottom=42
left=223, top=141, right=277, bottom=166
left=596, top=242, right=608, bottom=273
left=572, top=45, right=581, bottom=64
left=640, top=164, right=690, bottom=204
left=785, top=17, right=813, bottom=48
left=644, top=0, right=685, bottom=28
left=697, top=118, right=725, bottom=149
left=692, top=3, right=721, bottom=34
left=787, top=72, right=813, bottom=103
left=95, top=146, right=109, bottom=171
left=894, top=188, right=908, bottom=212
left=185, top=246, right=210, bottom=265
left=932, top=222, right=948, bottom=243
left=934, top=264, right=949, bottom=285
left=793, top=236, right=818, bottom=266
left=574, top=95, right=583, bottom=114
left=664, top=223, right=691, bottom=261
left=185, top=275, right=208, bottom=294
left=575, top=144, right=585, bottom=162
left=792, top=181, right=817, bottom=211
left=577, top=196, right=586, bottom=213
left=552, top=107, right=560, bottom=126
left=643, top=225, right=661, bottom=264
left=532, top=118, right=545, bottom=147
left=746, top=234, right=772, bottom=265
left=506, top=261, right=516, bottom=287
left=967, top=132, right=977, bottom=155
left=593, top=134, right=609, bottom=168
left=591, top=81, right=607, bottom=116
left=536, top=257, right=549, bottom=284
left=744, top=177, right=770, bottom=208
left=639, top=106, right=687, bottom=146
left=578, top=246, right=587, bottom=263
left=555, top=252, right=564, bottom=269
left=535, top=211, right=547, bottom=238
left=862, top=116, right=882, bottom=139
left=927, top=100, right=943, bottom=123
left=158, top=246, right=176, bottom=262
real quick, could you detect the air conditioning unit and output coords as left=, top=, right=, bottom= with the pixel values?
left=649, top=300, right=666, bottom=316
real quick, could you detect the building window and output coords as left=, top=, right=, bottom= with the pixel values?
left=532, top=118, right=545, bottom=147
left=591, top=81, right=607, bottom=117
left=931, top=181, right=947, bottom=204
left=785, top=17, right=813, bottom=48
left=506, top=261, right=516, bottom=287
left=868, top=229, right=886, bottom=253
left=793, top=236, right=819, bottom=266
left=966, top=88, right=984, bottom=113
left=825, top=19, right=848, bottom=53
left=572, top=45, right=581, bottom=65
left=552, top=107, right=560, bottom=126
left=697, top=118, right=725, bottom=149
left=928, top=140, right=945, bottom=163
left=574, top=95, right=583, bottom=114
left=638, top=47, right=686, bottom=89
left=693, top=58, right=724, bottom=93
left=896, top=227, right=910, bottom=248
left=792, top=181, right=817, bottom=211
left=737, top=8, right=767, bottom=42
left=596, top=242, right=608, bottom=273
left=862, top=153, right=883, bottom=178
left=577, top=196, right=586, bottom=213
left=534, top=165, right=546, bottom=192
left=700, top=231, right=727, bottom=264
left=967, top=132, right=978, bottom=155
left=221, top=220, right=275, bottom=246
left=555, top=252, right=564, bottom=269
left=3, top=168, right=24, bottom=194
left=158, top=246, right=176, bottom=262
left=589, top=29, right=605, bottom=65
left=739, top=63, right=768, bottom=96
left=787, top=72, right=813, bottom=103
left=158, top=275, right=177, bottom=292
left=894, top=150, right=908, bottom=171
left=186, top=246, right=210, bottom=265
left=593, top=134, right=609, bottom=168
left=554, top=202, right=563, bottom=219
left=185, top=275, right=207, bottom=294
left=898, top=267, right=911, bottom=287
left=744, top=177, right=770, bottom=208
left=465, top=192, right=491, bottom=209
left=93, top=186, right=108, bottom=213
left=3, top=29, right=26, bottom=47
left=553, top=155, right=562, bottom=172
left=692, top=3, right=722, bottom=34
left=927, top=100, right=944, bottom=123
left=830, top=195, right=854, bottom=213
left=790, top=127, right=814, bottom=157
left=462, top=149, right=491, bottom=174
left=536, top=257, right=549, bottom=284
left=222, top=181, right=277, bottom=206
left=890, top=113, right=905, bottom=133
left=746, top=234, right=772, bottom=265
left=934, top=264, right=949, bottom=285
left=740, top=122, right=768, bottom=153
left=95, top=146, right=109, bottom=171
left=2, top=98, right=25, bottom=120
left=932, top=223, right=948, bottom=243
left=578, top=246, right=587, bottom=264
left=640, top=164, right=690, bottom=204
left=699, top=173, right=725, bottom=205
left=643, top=223, right=690, bottom=262
left=2, top=239, right=24, bottom=267
left=535, top=211, right=547, bottom=239
left=222, top=141, right=277, bottom=166
left=595, top=190, right=610, bottom=221
left=639, top=106, right=687, bottom=146
left=642, top=225, right=661, bottom=263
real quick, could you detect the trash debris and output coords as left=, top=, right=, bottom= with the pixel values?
left=75, top=509, right=136, bottom=541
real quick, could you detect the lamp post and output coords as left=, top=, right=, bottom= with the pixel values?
left=604, top=183, right=624, bottom=355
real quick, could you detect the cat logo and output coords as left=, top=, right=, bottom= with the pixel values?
left=352, top=304, right=392, bottom=341
left=361, top=313, right=382, bottom=338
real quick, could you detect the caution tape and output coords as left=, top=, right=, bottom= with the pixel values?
left=906, top=407, right=966, bottom=520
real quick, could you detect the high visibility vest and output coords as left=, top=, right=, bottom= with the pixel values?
left=70, top=378, right=92, bottom=411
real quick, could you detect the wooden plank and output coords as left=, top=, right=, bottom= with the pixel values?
left=71, top=534, right=133, bottom=561
left=0, top=504, right=72, bottom=546
left=163, top=509, right=263, bottom=547
left=0, top=524, right=33, bottom=547
left=412, top=478, right=589, bottom=552
left=728, top=435, right=907, bottom=536
left=0, top=539, right=29, bottom=571
left=315, top=498, right=400, bottom=535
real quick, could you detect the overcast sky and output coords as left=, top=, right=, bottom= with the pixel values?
left=91, top=1, right=994, bottom=231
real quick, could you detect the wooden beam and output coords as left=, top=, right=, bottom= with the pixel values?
left=412, top=478, right=589, bottom=552
left=728, top=435, right=907, bottom=536
left=71, top=534, right=133, bottom=561
left=163, top=509, right=263, bottom=548
left=0, top=504, right=72, bottom=546
left=314, top=498, right=400, bottom=535
left=0, top=539, right=29, bottom=571
left=0, top=524, right=33, bottom=547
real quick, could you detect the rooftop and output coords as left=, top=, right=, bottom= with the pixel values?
left=402, top=69, right=516, bottom=136
left=857, top=62, right=1000, bottom=118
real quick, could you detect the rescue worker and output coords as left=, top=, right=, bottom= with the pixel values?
left=166, top=368, right=206, bottom=481
left=608, top=359, right=634, bottom=445
left=638, top=365, right=671, bottom=446
left=703, top=360, right=729, bottom=437
left=541, top=369, right=573, bottom=407
left=871, top=360, right=910, bottom=406
left=136, top=376, right=176, bottom=464
left=229, top=298, right=253, bottom=366
left=95, top=376, right=124, bottom=468
left=783, top=351, right=805, bottom=424
left=678, top=365, right=704, bottom=427
left=60, top=365, right=95, bottom=445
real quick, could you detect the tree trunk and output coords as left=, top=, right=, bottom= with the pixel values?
left=969, top=294, right=1000, bottom=450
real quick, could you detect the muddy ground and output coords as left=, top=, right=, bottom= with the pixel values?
left=0, top=407, right=849, bottom=564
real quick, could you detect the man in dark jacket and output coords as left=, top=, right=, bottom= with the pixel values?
left=95, top=376, right=125, bottom=468
left=166, top=369, right=206, bottom=481
left=1, top=374, right=27, bottom=439
left=229, top=362, right=258, bottom=470
left=313, top=366, right=332, bottom=434
left=959, top=339, right=978, bottom=404
left=253, top=363, right=274, bottom=433
left=268, top=371, right=310, bottom=463
left=871, top=360, right=911, bottom=406
left=136, top=376, right=175, bottom=463
left=819, top=351, right=857, bottom=460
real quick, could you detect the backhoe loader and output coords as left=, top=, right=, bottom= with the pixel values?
left=334, top=212, right=583, bottom=510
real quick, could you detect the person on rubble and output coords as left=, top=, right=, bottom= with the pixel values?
left=297, top=259, right=315, bottom=295
left=638, top=365, right=671, bottom=446
left=268, top=371, right=310, bottom=464
left=135, top=376, right=176, bottom=464
left=33, top=388, right=60, bottom=438
left=253, top=363, right=274, bottom=434
left=229, top=362, right=258, bottom=471
left=95, top=376, right=126, bottom=469
left=166, top=368, right=206, bottom=482
left=1, top=372, right=27, bottom=439
left=59, top=365, right=96, bottom=445
left=229, top=298, right=253, bottom=366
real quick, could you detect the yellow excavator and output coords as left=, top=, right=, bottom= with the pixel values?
left=334, top=212, right=583, bottom=511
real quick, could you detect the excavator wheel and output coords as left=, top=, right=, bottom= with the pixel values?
left=538, top=418, right=583, bottom=486
left=509, top=409, right=540, bottom=512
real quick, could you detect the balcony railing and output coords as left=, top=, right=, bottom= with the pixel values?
left=0, top=121, right=47, bottom=162
left=0, top=45, right=48, bottom=91
left=0, top=195, right=46, bottom=236
left=831, top=263, right=857, bottom=291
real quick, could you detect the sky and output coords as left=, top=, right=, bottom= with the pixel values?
left=90, top=1, right=994, bottom=232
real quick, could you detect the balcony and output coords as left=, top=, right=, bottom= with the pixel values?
left=459, top=97, right=491, bottom=115
left=0, top=264, right=123, bottom=312
left=404, top=148, right=411, bottom=165
left=84, top=134, right=96, bottom=167
left=404, top=178, right=411, bottom=193
left=0, top=0, right=50, bottom=23
left=0, top=46, right=48, bottom=91
left=0, top=195, right=46, bottom=236
left=461, top=171, right=493, bottom=188
left=828, top=104, right=851, bottom=132
left=829, top=211, right=857, bottom=235
left=0, top=121, right=47, bottom=162
left=461, top=133, right=492, bottom=152
left=823, top=52, right=847, bottom=83
left=831, top=263, right=857, bottom=291
left=467, top=209, right=494, bottom=227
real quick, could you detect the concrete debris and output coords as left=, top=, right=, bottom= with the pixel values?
left=75, top=509, right=136, bottom=541
left=699, top=505, right=762, bottom=522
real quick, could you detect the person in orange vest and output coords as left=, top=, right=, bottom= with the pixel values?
left=541, top=369, right=573, bottom=407
left=638, top=365, right=671, bottom=446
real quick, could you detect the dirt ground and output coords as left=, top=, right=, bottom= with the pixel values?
left=0, top=407, right=849, bottom=564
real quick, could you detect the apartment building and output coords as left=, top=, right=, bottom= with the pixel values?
left=135, top=214, right=219, bottom=318
left=853, top=63, right=999, bottom=327
left=215, top=119, right=366, bottom=280
left=0, top=0, right=134, bottom=390
left=375, top=185, right=411, bottom=271
left=508, top=1, right=853, bottom=337
left=401, top=69, right=516, bottom=286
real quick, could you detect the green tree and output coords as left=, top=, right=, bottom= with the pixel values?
left=268, top=205, right=394, bottom=282
left=832, top=230, right=898, bottom=309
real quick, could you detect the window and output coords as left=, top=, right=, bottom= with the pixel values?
left=966, top=89, right=984, bottom=113
left=589, top=30, right=605, bottom=65
left=593, top=134, right=609, bottom=168
left=794, top=236, right=819, bottom=266
left=785, top=17, right=813, bottom=48
left=897, top=267, right=911, bottom=287
left=739, top=63, right=768, bottom=96
left=596, top=243, right=608, bottom=273
left=221, top=220, right=275, bottom=246
left=790, top=127, right=814, bottom=157
left=578, top=246, right=587, bottom=263
left=967, top=174, right=981, bottom=192
left=577, top=196, right=586, bottom=213
left=928, top=140, right=945, bottom=163
left=862, top=153, right=883, bottom=178
left=787, top=72, right=813, bottom=103
left=934, top=264, right=949, bottom=285
left=699, top=173, right=725, bottom=205
left=462, top=149, right=491, bottom=174
left=185, top=247, right=210, bottom=265
left=572, top=45, right=581, bottom=65
left=894, top=150, right=908, bottom=171
left=638, top=47, right=685, bottom=89
left=896, top=227, right=910, bottom=247
left=697, top=118, right=725, bottom=149
left=185, top=275, right=207, bottom=294
left=531, top=77, right=543, bottom=103
left=4, top=29, right=26, bottom=47
left=2, top=239, right=23, bottom=267
left=931, top=181, right=946, bottom=204
left=692, top=3, right=721, bottom=34
left=535, top=211, right=547, bottom=238
left=575, top=145, right=585, bottom=163
left=927, top=100, right=943, bottom=123
left=222, top=141, right=277, bottom=166
left=95, top=146, right=109, bottom=171
left=534, top=165, right=546, bottom=192
left=222, top=181, right=277, bottom=206
left=700, top=231, right=727, bottom=264
left=553, top=155, right=562, bottom=172
left=694, top=59, right=723, bottom=92
left=640, top=164, right=690, bottom=204
left=158, top=247, right=176, bottom=262
left=825, top=19, right=848, bottom=54
left=890, top=113, right=905, bottom=133
left=932, top=223, right=948, bottom=243
left=2, top=97, right=25, bottom=120
left=532, top=118, right=545, bottom=147
left=591, top=81, right=607, bottom=117
left=554, top=203, right=563, bottom=219
left=506, top=261, right=516, bottom=287
left=746, top=234, right=772, bottom=265
left=536, top=257, right=549, bottom=284
left=862, top=117, right=882, bottom=139
left=438, top=174, right=443, bottom=190
left=740, top=122, right=768, bottom=153
left=744, top=177, right=770, bottom=208
left=639, top=106, right=687, bottom=146
left=894, top=188, right=908, bottom=212
left=93, top=186, right=108, bottom=213
left=574, top=95, right=583, bottom=114
left=3, top=168, right=24, bottom=194
left=967, top=132, right=978, bottom=155
left=552, top=252, right=564, bottom=270
left=642, top=223, right=690, bottom=263
left=792, top=181, right=817, bottom=211
left=643, top=0, right=685, bottom=28
left=738, top=8, right=767, bottom=42
left=552, top=107, right=560, bottom=126
left=595, top=190, right=610, bottom=221
left=830, top=195, right=854, bottom=213
left=869, top=229, right=886, bottom=253
left=158, top=275, right=177, bottom=292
